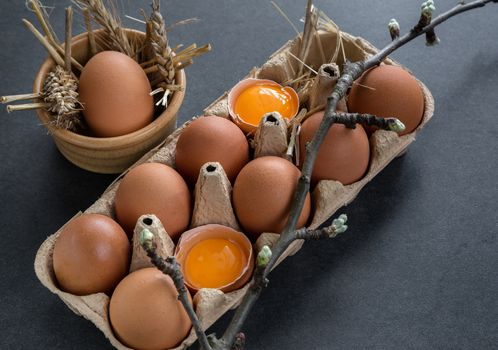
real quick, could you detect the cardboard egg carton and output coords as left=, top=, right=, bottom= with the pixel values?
left=35, top=28, right=434, bottom=350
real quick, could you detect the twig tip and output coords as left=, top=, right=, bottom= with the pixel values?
left=388, top=18, right=400, bottom=40
left=331, top=214, right=348, bottom=235
left=257, top=245, right=272, bottom=267
left=421, top=0, right=436, bottom=14
left=140, top=228, right=154, bottom=250
left=388, top=118, right=406, bottom=132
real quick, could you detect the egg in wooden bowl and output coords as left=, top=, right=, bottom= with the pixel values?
left=33, top=29, right=186, bottom=173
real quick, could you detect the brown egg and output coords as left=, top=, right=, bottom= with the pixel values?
left=114, top=162, right=191, bottom=240
left=175, top=116, right=250, bottom=185
left=109, top=267, right=192, bottom=350
left=347, top=64, right=425, bottom=135
left=53, top=213, right=130, bottom=295
left=232, top=156, right=311, bottom=239
left=299, top=111, right=370, bottom=186
left=79, top=51, right=154, bottom=137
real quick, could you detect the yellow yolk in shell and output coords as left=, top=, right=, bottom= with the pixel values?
left=234, top=84, right=298, bottom=126
left=184, top=238, right=245, bottom=289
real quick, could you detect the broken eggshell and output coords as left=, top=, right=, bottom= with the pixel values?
left=227, top=78, right=299, bottom=134
left=175, top=224, right=254, bottom=294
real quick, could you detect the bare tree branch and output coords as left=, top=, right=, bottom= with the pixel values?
left=214, top=1, right=497, bottom=349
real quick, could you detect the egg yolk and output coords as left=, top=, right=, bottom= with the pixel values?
left=184, top=238, right=245, bottom=289
left=234, top=83, right=297, bottom=126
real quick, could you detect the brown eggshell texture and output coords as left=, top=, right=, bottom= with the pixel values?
left=78, top=51, right=154, bottom=137
left=347, top=64, right=425, bottom=135
left=233, top=156, right=311, bottom=239
left=114, top=162, right=191, bottom=240
left=175, top=116, right=250, bottom=185
left=299, top=111, right=370, bottom=186
left=109, top=267, right=192, bottom=350
left=53, top=213, right=130, bottom=295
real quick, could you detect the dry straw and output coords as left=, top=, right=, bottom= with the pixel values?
left=145, top=0, right=211, bottom=106
left=3, top=4, right=82, bottom=131
left=3, top=0, right=211, bottom=132
left=29, top=0, right=84, bottom=71
left=73, top=0, right=134, bottom=57
left=150, top=0, right=176, bottom=86
left=42, top=66, right=82, bottom=130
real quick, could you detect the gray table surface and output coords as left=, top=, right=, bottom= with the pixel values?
left=1, top=0, right=497, bottom=349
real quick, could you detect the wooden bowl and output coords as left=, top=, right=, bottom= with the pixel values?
left=33, top=29, right=186, bottom=174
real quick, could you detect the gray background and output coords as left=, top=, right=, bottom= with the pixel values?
left=0, top=0, right=497, bottom=349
